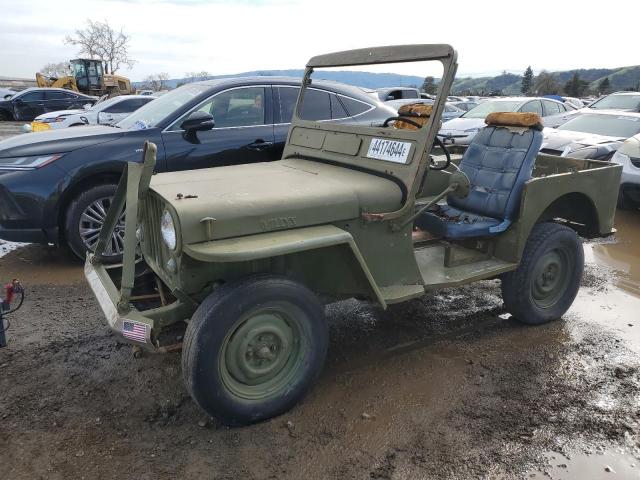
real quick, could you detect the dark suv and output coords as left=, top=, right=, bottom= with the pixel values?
left=0, top=88, right=97, bottom=121
left=0, top=77, right=395, bottom=260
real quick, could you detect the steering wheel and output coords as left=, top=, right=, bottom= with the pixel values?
left=382, top=116, right=452, bottom=171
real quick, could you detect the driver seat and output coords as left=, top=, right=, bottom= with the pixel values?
left=415, top=112, right=544, bottom=239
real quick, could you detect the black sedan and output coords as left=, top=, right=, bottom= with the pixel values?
left=0, top=77, right=395, bottom=260
left=0, top=88, right=97, bottom=121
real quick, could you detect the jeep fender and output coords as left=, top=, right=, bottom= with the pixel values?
left=183, top=224, right=386, bottom=308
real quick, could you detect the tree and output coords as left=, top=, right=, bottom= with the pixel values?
left=521, top=66, right=534, bottom=94
left=598, top=77, right=611, bottom=95
left=185, top=71, right=210, bottom=82
left=421, top=76, right=437, bottom=95
left=564, top=72, right=590, bottom=97
left=65, top=20, right=135, bottom=74
left=141, top=72, right=169, bottom=91
left=40, top=62, right=72, bottom=78
left=533, top=71, right=560, bottom=95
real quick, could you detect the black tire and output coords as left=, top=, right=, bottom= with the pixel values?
left=501, top=223, right=584, bottom=325
left=617, top=188, right=633, bottom=210
left=64, top=184, right=124, bottom=263
left=69, top=123, right=85, bottom=127
left=182, top=275, right=328, bottom=426
left=0, top=109, right=13, bottom=121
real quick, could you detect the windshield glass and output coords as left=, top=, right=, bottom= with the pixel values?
left=88, top=96, right=120, bottom=111
left=461, top=100, right=522, bottom=118
left=117, top=84, right=209, bottom=130
left=558, top=113, right=640, bottom=138
left=589, top=94, right=640, bottom=110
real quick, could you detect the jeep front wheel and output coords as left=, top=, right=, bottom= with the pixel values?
left=501, top=223, right=584, bottom=325
left=182, top=275, right=328, bottom=426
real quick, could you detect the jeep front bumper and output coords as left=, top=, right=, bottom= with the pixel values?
left=84, top=257, right=153, bottom=346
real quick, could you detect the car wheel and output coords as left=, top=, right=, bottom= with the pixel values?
left=65, top=184, right=125, bottom=263
left=501, top=222, right=584, bottom=325
left=0, top=110, right=13, bottom=121
left=69, top=123, right=85, bottom=127
left=182, top=275, right=328, bottom=426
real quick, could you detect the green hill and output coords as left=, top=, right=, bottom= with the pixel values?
left=452, top=66, right=640, bottom=95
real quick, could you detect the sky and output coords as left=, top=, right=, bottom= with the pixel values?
left=0, top=0, right=638, bottom=82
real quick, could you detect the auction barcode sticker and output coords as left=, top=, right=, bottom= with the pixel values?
left=366, top=138, right=412, bottom=164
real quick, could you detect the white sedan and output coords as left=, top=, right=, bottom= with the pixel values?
left=438, top=97, right=577, bottom=146
left=27, top=95, right=155, bottom=132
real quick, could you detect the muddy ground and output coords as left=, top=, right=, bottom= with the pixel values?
left=0, top=210, right=639, bottom=479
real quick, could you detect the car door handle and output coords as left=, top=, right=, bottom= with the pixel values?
left=246, top=140, right=273, bottom=151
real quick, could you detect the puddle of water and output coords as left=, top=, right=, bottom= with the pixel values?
left=588, top=209, right=640, bottom=299
left=526, top=450, right=639, bottom=479
left=0, top=243, right=84, bottom=284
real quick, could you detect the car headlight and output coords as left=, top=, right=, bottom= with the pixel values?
left=160, top=209, right=177, bottom=250
left=0, top=154, right=63, bottom=171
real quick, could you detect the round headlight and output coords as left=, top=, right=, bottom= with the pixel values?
left=160, top=209, right=177, bottom=250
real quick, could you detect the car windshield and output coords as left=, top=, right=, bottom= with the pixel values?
left=558, top=113, right=640, bottom=138
left=88, top=96, right=120, bottom=112
left=589, top=94, right=640, bottom=111
left=461, top=100, right=522, bottom=118
left=117, top=84, right=209, bottom=130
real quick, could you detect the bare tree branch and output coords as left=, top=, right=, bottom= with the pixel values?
left=64, top=19, right=136, bottom=74
left=40, top=62, right=72, bottom=78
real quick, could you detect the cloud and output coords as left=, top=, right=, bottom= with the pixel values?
left=0, top=0, right=638, bottom=81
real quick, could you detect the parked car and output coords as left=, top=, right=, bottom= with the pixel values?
left=0, top=88, right=16, bottom=100
left=28, top=95, right=155, bottom=132
left=138, top=90, right=155, bottom=96
left=0, top=88, right=97, bottom=121
left=586, top=92, right=640, bottom=112
left=612, top=133, right=640, bottom=209
left=0, top=77, right=396, bottom=260
left=438, top=97, right=574, bottom=145
left=449, top=100, right=478, bottom=112
left=386, top=98, right=465, bottom=121
left=376, top=87, right=421, bottom=101
left=540, top=111, right=640, bottom=159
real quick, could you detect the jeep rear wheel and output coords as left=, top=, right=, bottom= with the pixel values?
left=501, top=223, right=584, bottom=325
left=182, top=275, right=328, bottom=426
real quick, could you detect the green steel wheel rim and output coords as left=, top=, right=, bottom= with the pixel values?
left=530, top=246, right=574, bottom=309
left=219, top=304, right=306, bottom=401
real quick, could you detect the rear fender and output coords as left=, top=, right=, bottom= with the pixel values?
left=494, top=161, right=621, bottom=263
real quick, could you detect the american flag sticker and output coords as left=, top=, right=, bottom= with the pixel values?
left=122, top=320, right=148, bottom=343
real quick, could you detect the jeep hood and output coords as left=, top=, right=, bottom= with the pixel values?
left=149, top=158, right=403, bottom=244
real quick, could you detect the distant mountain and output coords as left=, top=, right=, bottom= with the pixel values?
left=139, top=66, right=640, bottom=95
left=452, top=66, right=640, bottom=95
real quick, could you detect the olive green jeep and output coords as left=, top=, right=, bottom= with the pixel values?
left=85, top=44, right=622, bottom=425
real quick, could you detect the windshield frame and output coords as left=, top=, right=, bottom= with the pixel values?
left=116, top=83, right=212, bottom=130
left=557, top=113, right=640, bottom=138
left=460, top=100, right=523, bottom=119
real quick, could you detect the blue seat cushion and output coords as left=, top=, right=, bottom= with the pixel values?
left=415, top=204, right=503, bottom=239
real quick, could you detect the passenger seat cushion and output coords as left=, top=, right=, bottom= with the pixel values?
left=415, top=204, right=501, bottom=239
left=448, top=126, right=543, bottom=221
left=485, top=112, right=543, bottom=130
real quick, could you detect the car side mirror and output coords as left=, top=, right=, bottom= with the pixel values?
left=181, top=111, right=215, bottom=132
left=83, top=103, right=92, bottom=109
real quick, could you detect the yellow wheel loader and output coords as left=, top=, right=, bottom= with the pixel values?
left=36, top=59, right=134, bottom=97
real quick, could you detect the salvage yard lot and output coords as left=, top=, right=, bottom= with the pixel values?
left=0, top=211, right=639, bottom=479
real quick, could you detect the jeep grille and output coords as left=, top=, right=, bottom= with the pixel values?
left=140, top=191, right=169, bottom=273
